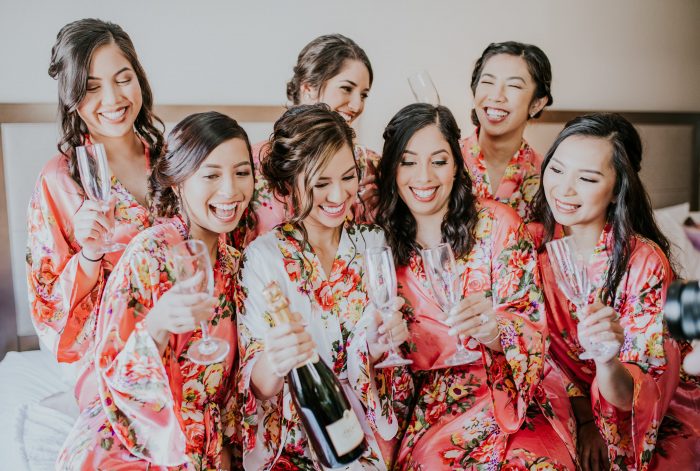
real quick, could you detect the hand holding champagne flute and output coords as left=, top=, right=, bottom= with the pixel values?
left=422, top=243, right=482, bottom=366
left=172, top=239, right=230, bottom=365
left=75, top=143, right=125, bottom=253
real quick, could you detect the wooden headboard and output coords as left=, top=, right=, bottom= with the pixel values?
left=1, top=104, right=699, bottom=359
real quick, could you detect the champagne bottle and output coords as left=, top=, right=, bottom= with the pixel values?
left=263, top=282, right=368, bottom=468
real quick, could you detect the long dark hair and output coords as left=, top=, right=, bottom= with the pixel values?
left=375, top=103, right=478, bottom=265
left=532, top=113, right=675, bottom=303
left=262, top=104, right=355, bottom=241
left=48, top=18, right=164, bottom=188
left=286, top=34, right=373, bottom=105
left=470, top=41, right=553, bottom=126
left=149, top=111, right=252, bottom=219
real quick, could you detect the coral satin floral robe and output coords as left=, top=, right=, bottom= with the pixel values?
left=57, top=217, right=240, bottom=470
left=539, top=225, right=700, bottom=470
left=26, top=148, right=156, bottom=408
left=395, top=200, right=576, bottom=470
left=248, top=141, right=379, bottom=241
left=460, top=130, right=543, bottom=224
left=236, top=222, right=411, bottom=470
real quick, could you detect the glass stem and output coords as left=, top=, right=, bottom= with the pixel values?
left=199, top=321, right=211, bottom=342
left=383, top=309, right=398, bottom=353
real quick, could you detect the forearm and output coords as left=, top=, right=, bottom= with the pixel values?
left=250, top=352, right=285, bottom=400
left=595, top=358, right=634, bottom=411
left=571, top=396, right=596, bottom=424
left=74, top=251, right=103, bottom=302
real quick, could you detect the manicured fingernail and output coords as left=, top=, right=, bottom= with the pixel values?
left=448, top=328, right=456, bottom=336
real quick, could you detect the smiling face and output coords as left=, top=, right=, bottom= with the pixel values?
left=300, top=59, right=370, bottom=125
left=180, top=138, right=254, bottom=243
left=76, top=42, right=143, bottom=141
left=297, top=144, right=358, bottom=232
left=473, top=53, right=546, bottom=139
left=396, top=124, right=456, bottom=223
left=543, top=135, right=617, bottom=235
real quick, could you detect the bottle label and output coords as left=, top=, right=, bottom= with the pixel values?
left=325, top=409, right=365, bottom=456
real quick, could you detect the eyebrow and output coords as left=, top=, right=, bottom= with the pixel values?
left=317, top=164, right=357, bottom=180
left=201, top=160, right=252, bottom=169
left=481, top=73, right=526, bottom=84
left=403, top=149, right=450, bottom=156
left=87, top=67, right=132, bottom=80
left=551, top=157, right=605, bottom=176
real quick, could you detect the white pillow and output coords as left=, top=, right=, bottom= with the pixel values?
left=654, top=203, right=700, bottom=279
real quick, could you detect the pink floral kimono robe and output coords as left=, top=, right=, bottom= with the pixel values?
left=57, top=217, right=241, bottom=470
left=539, top=224, right=700, bottom=470
left=236, top=222, right=412, bottom=470
left=26, top=148, right=157, bottom=409
left=460, top=130, right=543, bottom=224
left=248, top=141, right=379, bottom=242
left=395, top=200, right=577, bottom=470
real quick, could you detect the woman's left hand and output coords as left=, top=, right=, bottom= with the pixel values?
left=367, top=296, right=409, bottom=363
left=578, top=301, right=624, bottom=364
left=446, top=292, right=499, bottom=346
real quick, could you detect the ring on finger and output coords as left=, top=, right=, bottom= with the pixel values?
left=480, top=313, right=489, bottom=325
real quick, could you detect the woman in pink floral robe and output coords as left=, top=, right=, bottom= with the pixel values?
left=26, top=19, right=165, bottom=409
left=533, top=112, right=700, bottom=470
left=460, top=41, right=554, bottom=223
left=57, top=112, right=255, bottom=470
left=375, top=103, right=576, bottom=469
left=237, top=105, right=411, bottom=470
left=249, top=34, right=379, bottom=242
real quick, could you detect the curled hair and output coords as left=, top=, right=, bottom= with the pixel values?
left=262, top=103, right=355, bottom=233
left=48, top=18, right=165, bottom=189
left=149, top=111, right=252, bottom=218
left=375, top=103, right=478, bottom=266
left=286, top=34, right=373, bottom=105
left=532, top=113, right=675, bottom=303
left=470, top=41, right=553, bottom=126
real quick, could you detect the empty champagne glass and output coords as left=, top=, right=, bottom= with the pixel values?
left=422, top=243, right=481, bottom=366
left=173, top=239, right=230, bottom=365
left=365, top=246, right=413, bottom=369
left=408, top=70, right=440, bottom=105
left=75, top=143, right=126, bottom=253
left=546, top=236, right=620, bottom=360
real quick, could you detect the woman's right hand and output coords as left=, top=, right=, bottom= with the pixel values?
left=264, top=317, right=316, bottom=378
left=145, top=272, right=218, bottom=347
left=74, top=199, right=112, bottom=259
left=577, top=420, right=610, bottom=471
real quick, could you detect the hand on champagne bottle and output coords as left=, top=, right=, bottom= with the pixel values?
left=264, top=313, right=317, bottom=377
left=367, top=296, right=410, bottom=363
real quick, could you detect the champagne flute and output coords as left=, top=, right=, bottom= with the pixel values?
left=546, top=236, right=620, bottom=360
left=422, top=243, right=481, bottom=366
left=75, top=143, right=126, bottom=253
left=365, top=246, right=413, bottom=369
left=172, top=239, right=230, bottom=365
left=408, top=70, right=441, bottom=105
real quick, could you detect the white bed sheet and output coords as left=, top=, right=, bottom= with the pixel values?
left=0, top=349, right=76, bottom=471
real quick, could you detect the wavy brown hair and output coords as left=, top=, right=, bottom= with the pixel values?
left=286, top=34, right=373, bottom=105
left=48, top=18, right=164, bottom=189
left=261, top=104, right=356, bottom=241
left=470, top=41, right=553, bottom=126
left=375, top=103, right=478, bottom=266
left=149, top=111, right=253, bottom=220
left=532, top=113, right=675, bottom=303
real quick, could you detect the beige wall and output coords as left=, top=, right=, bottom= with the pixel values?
left=1, top=0, right=699, bottom=152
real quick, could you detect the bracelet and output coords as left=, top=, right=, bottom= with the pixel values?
left=80, top=250, right=104, bottom=263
